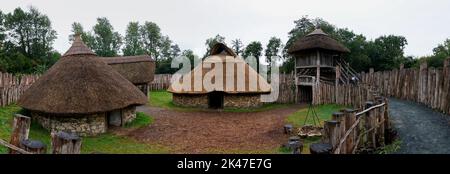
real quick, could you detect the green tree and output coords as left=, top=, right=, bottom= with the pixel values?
left=265, top=37, right=282, bottom=74
left=243, top=41, right=263, bottom=73
left=4, top=7, right=57, bottom=60
left=368, top=35, right=407, bottom=71
left=140, top=21, right=162, bottom=61
left=69, top=22, right=95, bottom=49
left=231, top=39, right=243, bottom=56
left=90, top=17, right=122, bottom=56
left=0, top=10, right=5, bottom=47
left=204, top=34, right=225, bottom=58
left=123, top=22, right=144, bottom=56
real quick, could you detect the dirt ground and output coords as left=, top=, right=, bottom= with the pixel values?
left=118, top=105, right=305, bottom=154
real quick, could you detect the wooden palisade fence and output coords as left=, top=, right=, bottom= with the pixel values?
left=312, top=91, right=391, bottom=154
left=360, top=58, right=450, bottom=115
left=0, top=72, right=40, bottom=107
left=149, top=74, right=172, bottom=91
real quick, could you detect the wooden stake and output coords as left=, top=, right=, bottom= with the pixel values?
left=51, top=131, right=82, bottom=154
left=9, top=114, right=31, bottom=154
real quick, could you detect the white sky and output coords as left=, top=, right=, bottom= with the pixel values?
left=1, top=0, right=449, bottom=57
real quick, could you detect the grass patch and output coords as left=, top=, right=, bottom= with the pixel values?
left=376, top=140, right=402, bottom=154
left=286, top=104, right=346, bottom=127
left=149, top=90, right=290, bottom=112
left=0, top=104, right=168, bottom=154
left=125, top=112, right=154, bottom=128
left=285, top=104, right=346, bottom=154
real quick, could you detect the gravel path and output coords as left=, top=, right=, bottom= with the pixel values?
left=124, top=105, right=305, bottom=154
left=389, top=98, right=450, bottom=154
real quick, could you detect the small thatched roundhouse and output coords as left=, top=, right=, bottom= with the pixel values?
left=101, top=55, right=155, bottom=95
left=17, top=35, right=147, bottom=136
left=168, top=43, right=271, bottom=109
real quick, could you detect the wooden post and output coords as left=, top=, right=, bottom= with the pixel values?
left=310, top=143, right=332, bottom=154
left=284, top=124, right=293, bottom=134
left=9, top=114, right=31, bottom=154
left=364, top=101, right=376, bottom=150
left=51, top=132, right=82, bottom=154
left=375, top=97, right=385, bottom=147
left=21, top=139, right=47, bottom=154
left=332, top=112, right=345, bottom=153
left=343, top=108, right=357, bottom=154
left=324, top=120, right=339, bottom=152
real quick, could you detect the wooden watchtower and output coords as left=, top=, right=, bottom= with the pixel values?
left=288, top=28, right=352, bottom=103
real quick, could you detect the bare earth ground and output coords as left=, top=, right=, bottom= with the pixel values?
left=116, top=105, right=305, bottom=154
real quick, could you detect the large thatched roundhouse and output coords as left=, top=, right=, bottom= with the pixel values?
left=17, top=35, right=147, bottom=136
left=101, top=55, right=155, bottom=95
left=168, top=43, right=271, bottom=109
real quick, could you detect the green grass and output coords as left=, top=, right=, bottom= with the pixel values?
left=285, top=104, right=346, bottom=154
left=286, top=104, right=346, bottom=127
left=149, top=90, right=290, bottom=112
left=125, top=112, right=154, bottom=128
left=376, top=140, right=402, bottom=154
left=0, top=104, right=168, bottom=154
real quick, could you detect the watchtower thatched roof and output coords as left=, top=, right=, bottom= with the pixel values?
left=17, top=35, right=147, bottom=115
left=167, top=43, right=271, bottom=94
left=288, top=28, right=350, bottom=54
left=100, top=55, right=155, bottom=85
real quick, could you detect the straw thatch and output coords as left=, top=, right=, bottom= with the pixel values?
left=17, top=35, right=147, bottom=115
left=288, top=28, right=350, bottom=53
left=168, top=43, right=271, bottom=94
left=100, top=55, right=155, bottom=84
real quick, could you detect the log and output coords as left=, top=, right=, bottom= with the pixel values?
left=332, top=112, right=345, bottom=153
left=364, top=101, right=376, bottom=149
left=310, top=143, right=332, bottom=154
left=343, top=108, right=357, bottom=154
left=51, top=131, right=82, bottom=154
left=324, top=120, right=339, bottom=152
left=284, top=124, right=293, bottom=134
left=21, top=139, right=47, bottom=154
left=9, top=114, right=31, bottom=154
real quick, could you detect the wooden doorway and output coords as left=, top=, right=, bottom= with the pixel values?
left=298, top=86, right=313, bottom=103
left=107, top=110, right=122, bottom=127
left=208, top=91, right=224, bottom=109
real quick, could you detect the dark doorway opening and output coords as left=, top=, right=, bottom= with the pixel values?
left=107, top=110, right=122, bottom=127
left=298, top=86, right=313, bottom=103
left=208, top=91, right=224, bottom=109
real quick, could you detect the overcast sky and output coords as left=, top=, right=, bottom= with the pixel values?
left=1, top=0, right=449, bottom=57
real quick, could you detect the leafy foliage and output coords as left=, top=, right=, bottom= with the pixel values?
left=0, top=7, right=58, bottom=74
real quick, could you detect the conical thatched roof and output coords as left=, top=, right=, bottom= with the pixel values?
left=18, top=35, right=147, bottom=115
left=288, top=28, right=350, bottom=53
left=168, top=43, right=271, bottom=94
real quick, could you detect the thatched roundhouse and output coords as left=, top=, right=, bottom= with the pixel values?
left=101, top=55, right=155, bottom=95
left=17, top=35, right=147, bottom=136
left=168, top=43, right=271, bottom=109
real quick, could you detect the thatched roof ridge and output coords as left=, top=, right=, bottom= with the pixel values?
left=288, top=28, right=350, bottom=53
left=18, top=36, right=147, bottom=115
left=63, top=34, right=96, bottom=56
left=100, top=55, right=154, bottom=64
left=100, top=55, right=155, bottom=84
left=210, top=43, right=238, bottom=57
